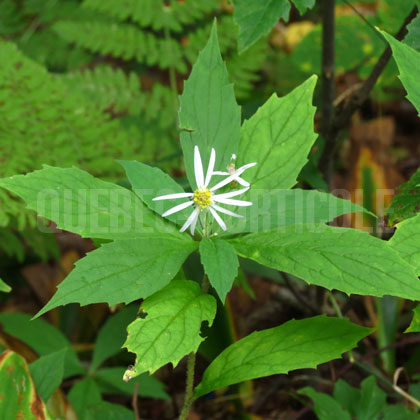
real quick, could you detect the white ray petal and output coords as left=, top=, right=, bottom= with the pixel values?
left=204, top=148, right=216, bottom=187
left=179, top=208, right=200, bottom=233
left=190, top=209, right=200, bottom=235
left=210, top=172, right=241, bottom=192
left=236, top=162, right=257, bottom=172
left=153, top=192, right=193, bottom=201
left=211, top=204, right=243, bottom=218
left=211, top=161, right=257, bottom=191
left=194, top=145, right=205, bottom=189
left=212, top=197, right=253, bottom=207
left=213, top=187, right=249, bottom=200
left=212, top=171, right=229, bottom=176
left=235, top=177, right=250, bottom=187
left=162, top=200, right=193, bottom=217
left=209, top=207, right=227, bottom=231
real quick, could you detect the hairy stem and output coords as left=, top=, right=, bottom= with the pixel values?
left=201, top=274, right=210, bottom=294
left=132, top=383, right=140, bottom=420
left=179, top=352, right=197, bottom=420
left=178, top=274, right=209, bottom=419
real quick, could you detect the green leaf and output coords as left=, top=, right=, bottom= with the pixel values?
left=123, top=280, right=217, bottom=380
left=227, top=189, right=372, bottom=234
left=358, top=376, right=386, bottom=420
left=382, top=405, right=420, bottom=420
left=386, top=166, right=420, bottom=225
left=233, top=0, right=316, bottom=52
left=95, top=367, right=169, bottom=400
left=405, top=13, right=420, bottom=52
left=406, top=304, right=420, bottom=333
left=0, top=277, right=11, bottom=293
left=118, top=160, right=191, bottom=225
left=199, top=238, right=239, bottom=302
left=229, top=225, right=420, bottom=300
left=382, top=31, right=420, bottom=115
left=91, top=305, right=139, bottom=371
left=0, top=350, right=51, bottom=420
left=85, top=401, right=134, bottom=420
left=179, top=21, right=241, bottom=189
left=0, top=166, right=178, bottom=240
left=234, top=0, right=291, bottom=52
left=36, top=234, right=198, bottom=317
left=194, top=315, right=371, bottom=397
left=238, top=76, right=317, bottom=190
left=333, top=379, right=360, bottom=418
left=332, top=376, right=386, bottom=420
left=0, top=313, right=83, bottom=378
left=299, top=387, right=352, bottom=420
left=68, top=377, right=102, bottom=420
left=292, top=0, right=316, bottom=15
left=389, top=213, right=420, bottom=275
left=29, top=348, right=67, bottom=401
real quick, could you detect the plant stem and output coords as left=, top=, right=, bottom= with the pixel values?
left=328, top=291, right=342, bottom=318
left=201, top=274, right=210, bottom=294
left=328, top=292, right=354, bottom=362
left=319, top=0, right=336, bottom=186
left=132, top=383, right=141, bottom=420
left=178, top=274, right=209, bottom=419
left=179, top=352, right=196, bottom=420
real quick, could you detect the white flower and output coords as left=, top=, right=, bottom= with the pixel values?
left=212, top=154, right=255, bottom=187
left=153, top=146, right=256, bottom=235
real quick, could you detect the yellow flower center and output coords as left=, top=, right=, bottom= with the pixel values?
left=193, top=188, right=212, bottom=209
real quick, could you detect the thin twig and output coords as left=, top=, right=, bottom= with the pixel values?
left=336, top=335, right=420, bottom=379
left=393, top=367, right=420, bottom=409
left=318, top=5, right=419, bottom=184
left=339, top=0, right=386, bottom=43
left=333, top=5, right=418, bottom=130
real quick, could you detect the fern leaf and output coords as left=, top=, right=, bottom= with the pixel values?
left=82, top=0, right=220, bottom=32
left=61, top=67, right=144, bottom=114
left=53, top=20, right=187, bottom=72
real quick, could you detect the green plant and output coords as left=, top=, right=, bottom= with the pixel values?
left=3, top=21, right=420, bottom=419
left=301, top=376, right=420, bottom=420
left=0, top=0, right=272, bottom=264
left=0, top=310, right=168, bottom=419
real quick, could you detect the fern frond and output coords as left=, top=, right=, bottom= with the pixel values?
left=61, top=67, right=178, bottom=129
left=143, top=84, right=177, bottom=130
left=227, top=40, right=268, bottom=100
left=61, top=66, right=144, bottom=114
left=18, top=29, right=92, bottom=70
left=54, top=20, right=187, bottom=72
left=22, top=0, right=95, bottom=23
left=82, top=0, right=219, bottom=32
left=0, top=41, right=180, bottom=235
